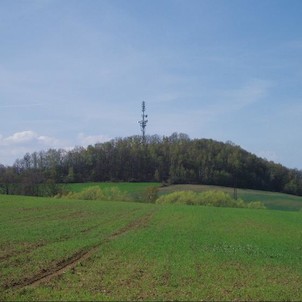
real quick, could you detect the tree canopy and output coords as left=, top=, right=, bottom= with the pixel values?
left=1, top=133, right=302, bottom=196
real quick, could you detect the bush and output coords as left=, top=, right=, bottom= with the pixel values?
left=156, top=190, right=266, bottom=210
left=77, top=186, right=105, bottom=200
left=59, top=186, right=130, bottom=201
left=156, top=191, right=199, bottom=205
left=103, top=187, right=130, bottom=201
left=247, top=201, right=266, bottom=209
left=198, top=190, right=236, bottom=207
left=143, top=186, right=159, bottom=203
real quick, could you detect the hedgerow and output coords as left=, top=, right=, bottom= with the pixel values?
left=156, top=190, right=266, bottom=209
left=57, top=186, right=130, bottom=202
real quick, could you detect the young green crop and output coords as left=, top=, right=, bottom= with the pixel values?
left=1, top=194, right=301, bottom=301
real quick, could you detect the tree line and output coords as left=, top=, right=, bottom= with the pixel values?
left=1, top=133, right=302, bottom=196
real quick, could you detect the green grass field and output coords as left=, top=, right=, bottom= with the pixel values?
left=64, top=182, right=160, bottom=193
left=63, top=182, right=160, bottom=201
left=64, top=182, right=302, bottom=211
left=1, top=193, right=301, bottom=301
left=161, top=184, right=302, bottom=211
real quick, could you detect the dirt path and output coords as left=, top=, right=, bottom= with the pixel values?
left=7, top=210, right=155, bottom=290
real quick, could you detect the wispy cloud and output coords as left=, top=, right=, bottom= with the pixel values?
left=149, top=79, right=273, bottom=138
left=77, top=133, right=111, bottom=146
left=0, top=131, right=66, bottom=165
left=1, top=131, right=37, bottom=145
left=0, top=1, right=301, bottom=169
left=186, top=79, right=272, bottom=121
left=218, top=79, right=272, bottom=110
left=0, top=130, right=112, bottom=165
left=0, top=130, right=61, bottom=146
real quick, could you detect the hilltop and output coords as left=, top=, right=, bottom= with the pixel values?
left=1, top=133, right=302, bottom=197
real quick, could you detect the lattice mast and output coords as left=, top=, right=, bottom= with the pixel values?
left=138, top=101, right=148, bottom=143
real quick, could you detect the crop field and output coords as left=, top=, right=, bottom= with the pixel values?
left=1, top=193, right=302, bottom=301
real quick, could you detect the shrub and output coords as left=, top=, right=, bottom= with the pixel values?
left=103, top=187, right=130, bottom=201
left=198, top=191, right=236, bottom=207
left=77, top=186, right=105, bottom=200
left=234, top=199, right=247, bottom=208
left=156, top=191, right=199, bottom=205
left=156, top=190, right=266, bottom=210
left=143, top=186, right=159, bottom=203
left=59, top=186, right=130, bottom=201
left=247, top=201, right=266, bottom=209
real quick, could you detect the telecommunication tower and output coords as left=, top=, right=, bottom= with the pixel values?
left=138, top=101, right=148, bottom=143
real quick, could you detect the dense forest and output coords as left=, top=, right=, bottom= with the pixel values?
left=1, top=133, right=302, bottom=196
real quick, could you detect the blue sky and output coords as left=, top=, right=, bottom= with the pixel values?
left=0, top=0, right=302, bottom=168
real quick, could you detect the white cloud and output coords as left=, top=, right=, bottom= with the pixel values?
left=77, top=133, right=111, bottom=146
left=0, top=130, right=114, bottom=165
left=1, top=130, right=37, bottom=145
left=0, top=131, right=67, bottom=165
left=0, top=130, right=61, bottom=147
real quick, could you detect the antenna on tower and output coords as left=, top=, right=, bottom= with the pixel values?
left=138, top=101, right=148, bottom=143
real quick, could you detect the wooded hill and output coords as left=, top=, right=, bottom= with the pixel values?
left=1, top=133, right=302, bottom=196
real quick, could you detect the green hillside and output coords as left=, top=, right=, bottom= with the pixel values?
left=63, top=182, right=302, bottom=211
left=64, top=182, right=160, bottom=195
left=1, top=194, right=301, bottom=301
left=160, top=184, right=302, bottom=211
left=3, top=134, right=302, bottom=197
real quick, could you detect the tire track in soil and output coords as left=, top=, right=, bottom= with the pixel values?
left=6, top=210, right=155, bottom=290
left=1, top=210, right=139, bottom=263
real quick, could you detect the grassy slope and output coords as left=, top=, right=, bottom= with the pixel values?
left=64, top=182, right=302, bottom=211
left=64, top=182, right=160, bottom=200
left=160, top=184, right=302, bottom=211
left=64, top=182, right=160, bottom=193
left=1, top=194, right=301, bottom=301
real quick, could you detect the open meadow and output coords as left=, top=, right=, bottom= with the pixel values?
left=0, top=190, right=302, bottom=301
left=159, top=184, right=302, bottom=211
left=64, top=182, right=302, bottom=211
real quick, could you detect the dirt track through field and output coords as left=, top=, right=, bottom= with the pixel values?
left=7, top=210, right=155, bottom=290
